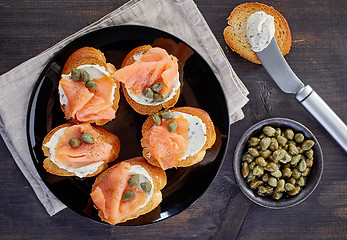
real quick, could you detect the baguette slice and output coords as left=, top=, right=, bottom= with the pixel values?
left=116, top=45, right=180, bottom=115
left=42, top=123, right=120, bottom=178
left=91, top=157, right=167, bottom=225
left=141, top=107, right=216, bottom=169
left=223, top=2, right=291, bottom=64
left=60, top=47, right=120, bottom=125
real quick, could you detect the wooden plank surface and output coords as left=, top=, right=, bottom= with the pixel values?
left=0, top=0, right=346, bottom=239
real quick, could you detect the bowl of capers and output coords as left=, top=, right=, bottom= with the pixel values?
left=233, top=118, right=323, bottom=209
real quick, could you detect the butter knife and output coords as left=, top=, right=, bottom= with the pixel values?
left=256, top=38, right=347, bottom=152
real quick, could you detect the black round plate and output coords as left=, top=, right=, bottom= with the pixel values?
left=26, top=25, right=229, bottom=225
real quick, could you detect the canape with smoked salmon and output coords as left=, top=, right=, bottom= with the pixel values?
left=42, top=123, right=120, bottom=178
left=141, top=107, right=216, bottom=170
left=59, top=47, right=120, bottom=125
left=112, top=45, right=180, bottom=115
left=90, top=157, right=166, bottom=225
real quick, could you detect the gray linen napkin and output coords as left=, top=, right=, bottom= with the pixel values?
left=0, top=0, right=248, bottom=216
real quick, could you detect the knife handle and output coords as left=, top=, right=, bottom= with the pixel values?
left=296, top=85, right=347, bottom=153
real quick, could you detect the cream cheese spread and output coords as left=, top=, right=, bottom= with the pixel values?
left=128, top=165, right=154, bottom=208
left=246, top=11, right=275, bottom=52
left=43, top=127, right=104, bottom=178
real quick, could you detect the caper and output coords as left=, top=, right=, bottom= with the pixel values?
left=140, top=182, right=152, bottom=192
left=279, top=153, right=291, bottom=164
left=256, top=157, right=267, bottom=167
left=69, top=137, right=81, bottom=148
left=282, top=168, right=292, bottom=178
left=259, top=133, right=266, bottom=139
left=289, top=143, right=299, bottom=156
left=288, top=186, right=301, bottom=196
left=151, top=82, right=164, bottom=92
left=302, top=168, right=310, bottom=177
left=287, top=178, right=296, bottom=185
left=265, top=186, right=274, bottom=195
left=285, top=129, right=294, bottom=140
left=266, top=162, right=279, bottom=172
left=292, top=168, right=302, bottom=179
left=273, top=149, right=285, bottom=161
left=285, top=183, right=295, bottom=191
left=262, top=173, right=269, bottom=182
left=269, top=138, right=279, bottom=151
left=122, top=190, right=134, bottom=201
left=297, top=176, right=305, bottom=187
left=242, top=153, right=254, bottom=163
left=153, top=92, right=164, bottom=102
left=242, top=162, right=250, bottom=178
left=260, top=137, right=271, bottom=150
left=81, top=133, right=94, bottom=144
left=276, top=179, right=285, bottom=192
left=257, top=185, right=267, bottom=195
left=160, top=111, right=174, bottom=119
left=85, top=80, right=96, bottom=90
left=248, top=148, right=259, bottom=157
left=276, top=135, right=287, bottom=147
left=268, top=176, right=278, bottom=187
left=259, top=149, right=272, bottom=159
left=305, top=149, right=314, bottom=159
left=128, top=174, right=140, bottom=187
left=71, top=68, right=81, bottom=81
left=272, top=191, right=282, bottom=200
left=249, top=161, right=256, bottom=170
left=271, top=170, right=282, bottom=178
left=294, top=133, right=305, bottom=143
left=301, top=140, right=315, bottom=151
left=152, top=113, right=162, bottom=125
left=249, top=137, right=260, bottom=147
left=167, top=121, right=177, bottom=132
left=247, top=171, right=256, bottom=182
left=275, top=128, right=281, bottom=137
left=81, top=69, right=90, bottom=82
left=290, top=154, right=301, bottom=166
left=250, top=180, right=263, bottom=189
left=263, top=126, right=276, bottom=137
left=306, top=157, right=314, bottom=167
left=143, top=88, right=154, bottom=98
left=253, top=166, right=264, bottom=176
left=298, top=159, right=307, bottom=172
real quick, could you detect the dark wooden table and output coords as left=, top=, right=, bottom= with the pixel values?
left=1, top=0, right=346, bottom=239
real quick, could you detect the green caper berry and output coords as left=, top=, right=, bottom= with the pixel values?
left=276, top=135, right=287, bottom=146
left=260, top=137, right=271, bottom=150
left=285, top=129, right=294, bottom=140
left=271, top=170, right=282, bottom=178
left=269, top=138, right=279, bottom=151
left=289, top=143, right=299, bottom=155
left=81, top=69, right=90, bottom=82
left=306, top=157, right=314, bottom=167
left=276, top=179, right=285, bottom=192
left=279, top=153, right=291, bottom=164
left=298, top=159, right=307, bottom=172
left=242, top=162, right=250, bottom=178
left=288, top=186, right=301, bottom=196
left=86, top=80, right=96, bottom=90
left=81, top=133, right=94, bottom=144
left=140, top=182, right=152, bottom=192
left=285, top=183, right=295, bottom=191
left=250, top=180, right=263, bottom=189
left=247, top=171, right=256, bottom=182
left=253, top=166, right=264, bottom=176
left=272, top=191, right=282, bottom=200
left=248, top=147, right=259, bottom=157
left=294, top=133, right=305, bottom=143
left=160, top=111, right=174, bottom=119
left=287, top=178, right=296, bottom=185
left=290, top=155, right=301, bottom=166
left=152, top=113, right=162, bottom=125
left=274, top=128, right=281, bottom=137
left=249, top=137, right=260, bottom=147
left=262, top=173, right=269, bottom=182
left=122, top=190, right=134, bottom=201
left=301, top=140, right=315, bottom=151
left=259, top=149, right=272, bottom=159
left=128, top=174, right=140, bottom=187
left=265, top=186, right=274, bottom=195
left=256, top=157, right=267, bottom=167
left=167, top=121, right=177, bottom=133
left=297, top=176, right=305, bottom=187
left=151, top=82, right=164, bottom=92
left=273, top=149, right=285, bottom=161
left=69, top=137, right=81, bottom=148
left=292, top=168, right=302, bottom=179
left=153, top=92, right=164, bottom=102
left=282, top=168, right=292, bottom=178
left=302, top=168, right=310, bottom=177
left=249, top=161, right=256, bottom=170
left=263, top=126, right=276, bottom=137
left=266, top=162, right=279, bottom=172
left=71, top=68, right=81, bottom=82
left=305, top=149, right=314, bottom=159
left=268, top=177, right=278, bottom=187
left=257, top=185, right=267, bottom=195
left=242, top=153, right=254, bottom=163
left=143, top=88, right=154, bottom=98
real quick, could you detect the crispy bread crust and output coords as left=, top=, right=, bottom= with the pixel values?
left=59, top=47, right=120, bottom=125
left=141, top=107, right=216, bottom=169
left=91, top=157, right=167, bottom=225
left=223, top=2, right=292, bottom=64
left=119, top=45, right=180, bottom=115
left=42, top=123, right=120, bottom=177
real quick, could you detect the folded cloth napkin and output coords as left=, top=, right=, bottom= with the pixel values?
left=0, top=0, right=248, bottom=216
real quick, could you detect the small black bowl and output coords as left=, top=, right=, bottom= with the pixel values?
left=233, top=118, right=323, bottom=209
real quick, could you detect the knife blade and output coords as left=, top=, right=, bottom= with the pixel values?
left=256, top=38, right=347, bottom=153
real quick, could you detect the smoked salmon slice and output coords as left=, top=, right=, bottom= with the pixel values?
left=113, top=47, right=178, bottom=96
left=144, top=115, right=189, bottom=170
left=90, top=161, right=147, bottom=225
left=59, top=73, right=116, bottom=123
left=54, top=123, right=113, bottom=168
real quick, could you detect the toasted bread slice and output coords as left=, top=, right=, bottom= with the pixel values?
left=60, top=47, right=120, bottom=125
left=91, top=157, right=167, bottom=225
left=118, top=45, right=180, bottom=115
left=42, top=123, right=120, bottom=177
left=223, top=2, right=291, bottom=64
left=141, top=107, right=216, bottom=169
